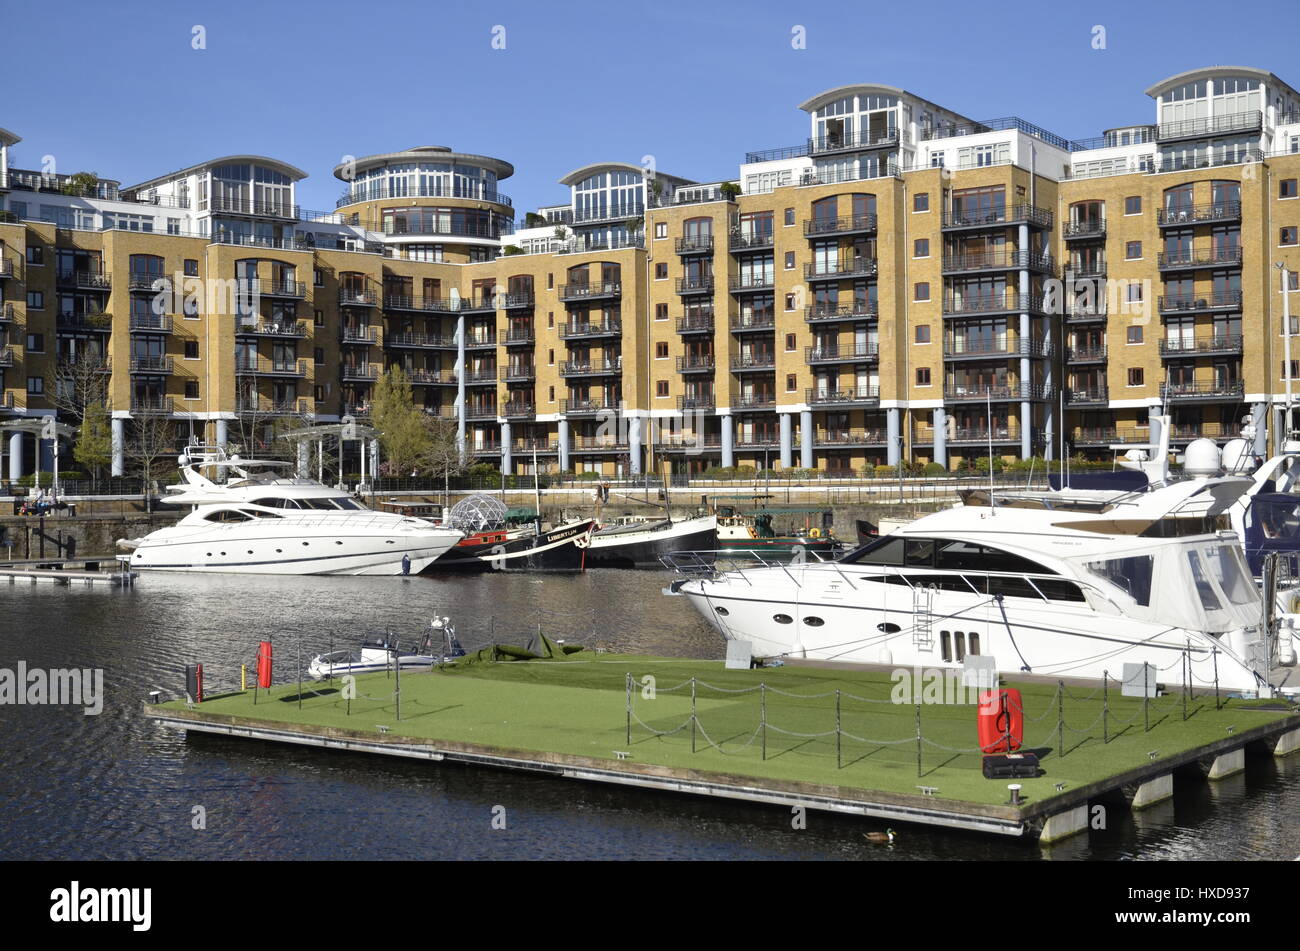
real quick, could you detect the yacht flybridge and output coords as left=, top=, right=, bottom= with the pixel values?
left=665, top=474, right=1281, bottom=696
left=119, top=447, right=462, bottom=575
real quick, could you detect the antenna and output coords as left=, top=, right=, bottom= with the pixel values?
left=987, top=393, right=995, bottom=515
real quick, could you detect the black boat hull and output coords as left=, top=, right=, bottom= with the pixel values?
left=585, top=521, right=718, bottom=569
left=427, top=520, right=596, bottom=572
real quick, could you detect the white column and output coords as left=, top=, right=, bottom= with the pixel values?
left=296, top=439, right=309, bottom=478
left=111, top=418, right=125, bottom=477
left=933, top=406, right=947, bottom=468
left=8, top=431, right=22, bottom=481
left=558, top=418, right=570, bottom=471
left=886, top=408, right=900, bottom=466
left=215, top=418, right=228, bottom=450
left=628, top=416, right=642, bottom=475
left=779, top=412, right=793, bottom=468
left=1252, top=402, right=1268, bottom=456
left=720, top=414, right=733, bottom=468
left=1019, top=222, right=1033, bottom=460
left=455, top=314, right=467, bottom=457
left=501, top=421, right=513, bottom=474
left=800, top=410, right=814, bottom=468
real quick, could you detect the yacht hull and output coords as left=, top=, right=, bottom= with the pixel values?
left=428, top=520, right=597, bottom=572
left=586, top=518, right=718, bottom=569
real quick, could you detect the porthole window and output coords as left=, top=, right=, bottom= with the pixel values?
left=773, top=614, right=793, bottom=624
left=803, top=616, right=825, bottom=626
left=335, top=540, right=343, bottom=545
left=275, top=549, right=283, bottom=553
left=877, top=622, right=901, bottom=633
left=715, top=606, right=730, bottom=616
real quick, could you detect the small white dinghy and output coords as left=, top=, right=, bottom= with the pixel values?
left=307, top=617, right=466, bottom=680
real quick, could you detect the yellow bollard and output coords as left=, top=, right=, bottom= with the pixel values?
left=241, top=665, right=247, bottom=691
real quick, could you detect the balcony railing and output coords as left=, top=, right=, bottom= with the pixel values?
left=1157, top=202, right=1242, bottom=227
left=128, top=274, right=170, bottom=292
left=1068, top=257, right=1106, bottom=279
left=572, top=436, right=629, bottom=451
left=341, top=326, right=378, bottom=344
left=731, top=394, right=777, bottom=410
left=559, top=282, right=622, bottom=302
left=808, top=128, right=907, bottom=154
left=941, top=203, right=1054, bottom=231
left=1161, top=380, right=1245, bottom=400
left=676, top=236, right=714, bottom=254
left=503, top=402, right=537, bottom=418
left=342, top=364, right=378, bottom=381
left=504, top=328, right=535, bottom=345
left=804, top=214, right=878, bottom=237
left=337, top=182, right=512, bottom=209
left=57, top=270, right=111, bottom=290
left=210, top=196, right=299, bottom=219
left=944, top=338, right=1051, bottom=359
left=1066, top=345, right=1107, bottom=363
left=0, top=347, right=13, bottom=368
left=728, top=232, right=774, bottom=251
left=0, top=302, right=14, bottom=322
left=729, top=275, right=776, bottom=292
left=561, top=398, right=617, bottom=415
left=1157, top=246, right=1243, bottom=270
left=676, top=277, right=716, bottom=295
left=804, top=258, right=877, bottom=280
left=504, top=364, right=535, bottom=382
left=942, top=250, right=1055, bottom=274
left=464, top=334, right=497, bottom=349
left=676, top=315, right=715, bottom=334
left=252, top=279, right=307, bottom=299
left=1158, top=291, right=1243, bottom=312
left=815, top=429, right=888, bottom=446
left=1063, top=220, right=1106, bottom=240
left=385, top=332, right=455, bottom=349
left=805, top=301, right=877, bottom=323
left=1156, top=111, right=1261, bottom=142
left=458, top=296, right=498, bottom=313
left=943, top=383, right=1051, bottom=402
left=383, top=294, right=460, bottom=313
left=513, top=437, right=558, bottom=451
left=677, top=395, right=715, bottom=412
left=560, top=359, right=621, bottom=377
left=339, top=289, right=379, bottom=307
left=1070, top=427, right=1151, bottom=446
left=1066, top=386, right=1109, bottom=405
left=805, top=344, right=879, bottom=364
left=806, top=387, right=880, bottom=406
left=59, top=312, right=113, bottom=331
left=676, top=355, right=716, bottom=373
left=730, top=313, right=776, bottom=332
left=559, top=321, right=621, bottom=340
left=130, top=397, right=174, bottom=415
left=1158, top=335, right=1244, bottom=356
left=503, top=292, right=535, bottom=309
left=236, top=397, right=309, bottom=416
left=239, top=320, right=307, bottom=337
left=465, top=368, right=498, bottom=385
left=942, top=293, right=1043, bottom=316
left=0, top=260, right=13, bottom=278
left=404, top=369, right=456, bottom=385
left=129, top=356, right=172, bottom=374
left=129, top=314, right=173, bottom=333
left=730, top=354, right=775, bottom=371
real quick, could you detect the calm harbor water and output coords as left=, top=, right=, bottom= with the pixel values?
left=1, top=569, right=1298, bottom=861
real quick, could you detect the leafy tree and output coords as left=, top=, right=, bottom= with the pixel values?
left=370, top=366, right=430, bottom=475
left=62, top=171, right=100, bottom=197
left=75, top=401, right=113, bottom=488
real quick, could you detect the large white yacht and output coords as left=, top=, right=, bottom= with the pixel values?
left=120, top=448, right=462, bottom=575
left=666, top=474, right=1279, bottom=696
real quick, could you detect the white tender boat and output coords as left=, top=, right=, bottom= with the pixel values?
left=120, top=447, right=462, bottom=575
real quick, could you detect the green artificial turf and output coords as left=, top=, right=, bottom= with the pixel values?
left=160, top=653, right=1297, bottom=808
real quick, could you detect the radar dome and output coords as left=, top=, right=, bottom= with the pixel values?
left=1221, top=438, right=1253, bottom=474
left=1183, top=438, right=1222, bottom=477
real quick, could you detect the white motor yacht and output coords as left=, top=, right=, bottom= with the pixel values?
left=119, top=447, right=462, bottom=575
left=666, top=474, right=1279, bottom=696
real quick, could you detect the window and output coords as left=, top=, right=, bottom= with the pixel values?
left=185, top=259, right=199, bottom=276
left=547, top=273, right=554, bottom=289
left=26, top=246, right=43, bottom=266
left=784, top=251, right=795, bottom=269
left=655, top=222, right=667, bottom=239
left=1125, top=241, right=1142, bottom=260
left=548, top=385, right=555, bottom=402
left=915, top=325, right=931, bottom=344
left=313, top=269, right=323, bottom=286
left=184, top=380, right=199, bottom=399
left=1282, top=227, right=1298, bottom=247
left=916, top=367, right=931, bottom=386
left=655, top=303, right=668, bottom=321
left=314, top=385, right=325, bottom=402
left=27, top=377, right=43, bottom=394
left=784, top=293, right=797, bottom=311
left=654, top=262, right=667, bottom=279
left=785, top=333, right=797, bottom=351
left=314, top=347, right=324, bottom=365
left=1282, top=179, right=1298, bottom=199
left=26, top=333, right=43, bottom=352
left=914, top=238, right=929, bottom=258
left=27, top=291, right=43, bottom=310
left=1125, top=196, right=1142, bottom=215
left=548, top=348, right=555, bottom=365
left=656, top=380, right=669, bottom=397
left=655, top=342, right=668, bottom=358
left=1128, top=367, right=1144, bottom=386
left=913, top=193, right=929, bottom=212
left=914, top=282, right=930, bottom=302
left=786, top=373, right=797, bottom=392
left=1127, top=282, right=1143, bottom=303
left=547, top=311, right=554, bottom=328
left=784, top=208, right=795, bottom=226
left=184, top=340, right=199, bottom=359
left=1086, top=555, right=1154, bottom=606
left=1127, top=326, right=1143, bottom=344
left=313, top=309, right=324, bottom=327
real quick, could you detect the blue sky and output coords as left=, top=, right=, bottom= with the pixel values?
left=2, top=0, right=1295, bottom=216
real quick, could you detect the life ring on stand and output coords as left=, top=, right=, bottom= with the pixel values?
left=809, top=528, right=822, bottom=538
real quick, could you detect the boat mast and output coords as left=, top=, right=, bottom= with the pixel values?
left=533, top=447, right=542, bottom=536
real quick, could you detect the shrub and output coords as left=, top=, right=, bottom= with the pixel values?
left=923, top=462, right=948, bottom=476
left=873, top=464, right=894, bottom=477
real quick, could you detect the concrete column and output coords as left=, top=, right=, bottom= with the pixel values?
left=886, top=407, right=900, bottom=466
left=39, top=436, right=53, bottom=475
left=1042, top=315, right=1055, bottom=462
left=1148, top=404, right=1163, bottom=451
left=720, top=414, right=733, bottom=468
left=369, top=438, right=379, bottom=481
left=296, top=439, right=309, bottom=479
left=1274, top=405, right=1286, bottom=455
left=933, top=406, right=947, bottom=468
left=779, top=412, right=793, bottom=468
left=558, top=418, right=570, bottom=472
left=800, top=410, right=814, bottom=469
left=1020, top=398, right=1032, bottom=459
left=215, top=418, right=228, bottom=450
left=8, top=431, right=22, bottom=481
left=628, top=416, right=642, bottom=476
left=501, top=421, right=512, bottom=475
left=1019, top=223, right=1032, bottom=461
left=1252, top=402, right=1268, bottom=456
left=111, top=418, right=125, bottom=477
left=455, top=314, right=467, bottom=457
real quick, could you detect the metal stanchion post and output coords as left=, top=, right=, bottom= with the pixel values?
left=1057, top=681, right=1064, bottom=759
left=835, top=688, right=842, bottom=769
left=690, top=677, right=697, bottom=754
left=760, top=683, right=767, bottom=761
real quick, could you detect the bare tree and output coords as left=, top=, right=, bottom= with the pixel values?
left=126, top=412, right=177, bottom=513
left=420, top=416, right=465, bottom=507
left=47, top=349, right=110, bottom=424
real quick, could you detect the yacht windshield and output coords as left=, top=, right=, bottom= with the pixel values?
left=1084, top=555, right=1155, bottom=606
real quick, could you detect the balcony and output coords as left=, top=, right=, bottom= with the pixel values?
left=252, top=279, right=307, bottom=299
left=513, top=437, right=558, bottom=451
left=130, top=397, right=174, bottom=415
left=464, top=404, right=498, bottom=420
left=129, top=356, right=173, bottom=375
left=805, top=301, right=877, bottom=324
left=803, top=258, right=877, bottom=281
left=804, top=214, right=877, bottom=238
left=815, top=429, right=887, bottom=447
left=1069, top=256, right=1106, bottom=280
left=660, top=432, right=724, bottom=451
left=465, top=368, right=498, bottom=385
left=731, top=354, right=775, bottom=372
left=405, top=369, right=457, bottom=386
left=1066, top=386, right=1109, bottom=406
left=504, top=328, right=536, bottom=346
left=128, top=274, right=171, bottom=293
left=210, top=196, right=299, bottom=219
left=1155, top=110, right=1261, bottom=143
left=463, top=334, right=497, bottom=350
left=57, top=270, right=111, bottom=290
left=1066, top=345, right=1107, bottom=364
left=458, top=296, right=498, bottom=314
left=1071, top=427, right=1151, bottom=447
left=238, top=320, right=307, bottom=338
left=0, top=303, right=15, bottom=323
left=942, top=292, right=1046, bottom=318
left=236, top=358, right=308, bottom=378
left=676, top=355, right=716, bottom=374
left=946, top=427, right=1023, bottom=446
left=676, top=236, right=714, bottom=255
left=0, top=347, right=12, bottom=368
left=386, top=332, right=455, bottom=349
left=676, top=315, right=715, bottom=335
left=1157, top=247, right=1242, bottom=271
left=675, top=276, right=715, bottom=295
left=1160, top=380, right=1245, bottom=401
left=236, top=397, right=309, bottom=416
left=1159, top=335, right=1244, bottom=357
left=731, top=394, right=777, bottom=411
left=559, top=320, right=621, bottom=340
left=0, top=260, right=13, bottom=279
left=561, top=398, right=617, bottom=416
left=1158, top=291, right=1243, bottom=314
left=730, top=313, right=776, bottom=332
left=339, top=289, right=379, bottom=307
left=1063, top=220, right=1106, bottom=241
left=806, top=387, right=880, bottom=407
left=503, top=402, right=536, bottom=419
left=560, top=359, right=621, bottom=377
left=677, top=395, right=715, bottom=413
left=943, top=383, right=1051, bottom=402
left=808, top=128, right=907, bottom=155
left=342, top=364, right=378, bottom=381
left=729, top=232, right=774, bottom=252
left=129, top=314, right=173, bottom=333
left=941, top=250, right=1055, bottom=276
left=59, top=313, right=114, bottom=332
left=341, top=326, right=378, bottom=345
left=572, top=435, right=629, bottom=452
left=0, top=392, right=18, bottom=411
left=383, top=294, right=459, bottom=313
left=941, top=203, right=1054, bottom=232
left=502, top=292, right=535, bottom=309
left=805, top=344, right=879, bottom=365
left=943, top=338, right=1051, bottom=361
left=559, top=282, right=621, bottom=302
left=729, top=274, right=776, bottom=292
left=504, top=364, right=535, bottom=383
left=1157, top=202, right=1242, bottom=228
left=1065, top=304, right=1108, bottom=323
left=1168, top=422, right=1243, bottom=443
